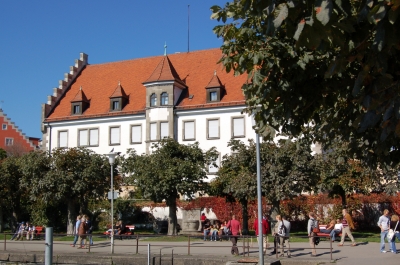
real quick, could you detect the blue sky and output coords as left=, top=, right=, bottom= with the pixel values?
left=0, top=0, right=227, bottom=138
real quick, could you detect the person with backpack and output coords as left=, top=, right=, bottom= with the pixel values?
left=270, top=215, right=286, bottom=256
left=307, top=212, right=318, bottom=257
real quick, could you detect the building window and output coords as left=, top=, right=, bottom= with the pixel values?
left=161, top=92, right=168, bottom=105
left=58, top=131, right=68, bottom=148
left=207, top=119, right=220, bottom=139
left=232, top=117, right=245, bottom=138
left=5, top=138, right=13, bottom=146
left=150, top=93, right=157, bottom=107
left=72, top=104, right=81, bottom=115
left=183, top=121, right=195, bottom=140
left=131, top=125, right=142, bottom=144
left=208, top=153, right=220, bottom=174
left=2, top=124, right=7, bottom=130
left=150, top=123, right=157, bottom=141
left=210, top=91, right=217, bottom=101
left=111, top=100, right=120, bottom=111
left=79, top=129, right=88, bottom=146
left=160, top=122, right=169, bottom=138
left=78, top=128, right=99, bottom=146
left=110, top=127, right=120, bottom=145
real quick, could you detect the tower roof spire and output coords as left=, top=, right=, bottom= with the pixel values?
left=164, top=42, right=167, bottom=56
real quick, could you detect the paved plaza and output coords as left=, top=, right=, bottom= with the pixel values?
left=1, top=237, right=399, bottom=265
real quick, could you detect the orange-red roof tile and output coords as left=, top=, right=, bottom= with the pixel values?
left=46, top=48, right=247, bottom=121
left=205, top=72, right=223, bottom=89
left=110, top=82, right=128, bottom=98
left=71, top=88, right=89, bottom=102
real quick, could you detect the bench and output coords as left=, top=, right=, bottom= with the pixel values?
left=35, top=226, right=45, bottom=239
left=316, top=224, right=342, bottom=240
left=104, top=225, right=135, bottom=238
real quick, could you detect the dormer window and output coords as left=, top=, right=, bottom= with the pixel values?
left=72, top=104, right=81, bottom=115
left=210, top=91, right=218, bottom=102
left=71, top=87, right=89, bottom=115
left=205, top=71, right=223, bottom=103
left=150, top=93, right=157, bottom=106
left=109, top=82, right=128, bottom=112
left=161, top=92, right=168, bottom=105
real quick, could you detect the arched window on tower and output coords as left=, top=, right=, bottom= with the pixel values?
left=150, top=93, right=157, bottom=106
left=161, top=92, right=168, bottom=105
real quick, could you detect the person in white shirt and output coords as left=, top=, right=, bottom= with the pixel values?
left=330, top=219, right=342, bottom=242
left=26, top=222, right=35, bottom=240
left=377, top=209, right=392, bottom=253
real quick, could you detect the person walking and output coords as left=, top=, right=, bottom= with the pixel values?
left=226, top=215, right=242, bottom=256
left=282, top=216, right=291, bottom=257
left=71, top=215, right=81, bottom=247
left=270, top=215, right=287, bottom=256
left=307, top=212, right=318, bottom=257
left=389, top=214, right=400, bottom=254
left=338, top=209, right=357, bottom=247
left=77, top=216, right=88, bottom=249
left=253, top=213, right=269, bottom=254
left=86, top=216, right=93, bottom=245
left=378, top=209, right=392, bottom=253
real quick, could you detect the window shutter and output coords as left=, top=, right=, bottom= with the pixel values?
left=233, top=117, right=245, bottom=137
left=59, top=131, right=68, bottom=147
left=160, top=122, right=169, bottom=138
left=208, top=119, right=219, bottom=138
left=110, top=127, right=120, bottom=144
left=150, top=123, right=157, bottom=140
left=89, top=129, right=99, bottom=146
left=131, top=125, right=141, bottom=143
left=184, top=121, right=194, bottom=140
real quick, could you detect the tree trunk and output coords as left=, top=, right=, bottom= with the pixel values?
left=270, top=200, right=281, bottom=231
left=67, top=200, right=77, bottom=235
left=0, top=207, right=3, bottom=232
left=240, top=199, right=249, bottom=235
left=167, top=200, right=178, bottom=236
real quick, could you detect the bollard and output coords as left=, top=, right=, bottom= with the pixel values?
left=171, top=249, right=174, bottom=265
left=136, top=235, right=139, bottom=254
left=188, top=235, right=190, bottom=255
left=147, top=244, right=150, bottom=265
left=3, top=233, right=6, bottom=251
left=45, top=227, right=53, bottom=265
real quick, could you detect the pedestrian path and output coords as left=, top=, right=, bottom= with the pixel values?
left=1, top=238, right=399, bottom=265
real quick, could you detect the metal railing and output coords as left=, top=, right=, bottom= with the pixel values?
left=2, top=231, right=334, bottom=260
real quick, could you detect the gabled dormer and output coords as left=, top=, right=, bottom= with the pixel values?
left=109, top=81, right=128, bottom=112
left=71, top=87, right=89, bottom=115
left=205, top=71, right=224, bottom=103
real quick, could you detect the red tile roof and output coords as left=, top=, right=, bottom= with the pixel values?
left=110, top=82, right=128, bottom=98
left=46, top=48, right=247, bottom=121
left=71, top=87, right=89, bottom=102
left=205, top=72, right=223, bottom=89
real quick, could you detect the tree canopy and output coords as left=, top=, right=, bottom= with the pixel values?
left=122, top=138, right=219, bottom=235
left=211, top=0, right=400, bottom=167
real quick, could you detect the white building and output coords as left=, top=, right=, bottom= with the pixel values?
left=41, top=48, right=254, bottom=180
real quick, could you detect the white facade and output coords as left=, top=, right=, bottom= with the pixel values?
left=45, top=105, right=254, bottom=182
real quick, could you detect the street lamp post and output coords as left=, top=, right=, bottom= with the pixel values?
left=107, top=152, right=117, bottom=254
left=252, top=114, right=264, bottom=265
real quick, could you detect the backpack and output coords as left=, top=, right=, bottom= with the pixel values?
left=277, top=221, right=286, bottom=237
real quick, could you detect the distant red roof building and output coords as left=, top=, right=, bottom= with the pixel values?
left=0, top=109, right=40, bottom=156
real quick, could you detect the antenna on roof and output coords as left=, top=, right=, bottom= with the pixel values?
left=188, top=5, right=190, bottom=53
left=164, top=42, right=167, bottom=56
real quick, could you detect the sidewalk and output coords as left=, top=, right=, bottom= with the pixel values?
left=1, top=238, right=399, bottom=265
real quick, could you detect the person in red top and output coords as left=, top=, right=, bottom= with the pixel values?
left=227, top=215, right=242, bottom=255
left=200, top=213, right=206, bottom=231
left=253, top=214, right=270, bottom=254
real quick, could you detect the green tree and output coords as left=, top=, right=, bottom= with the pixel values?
left=211, top=138, right=318, bottom=222
left=122, top=138, right=218, bottom=235
left=211, top=0, right=400, bottom=167
left=209, top=139, right=258, bottom=234
left=0, top=156, right=25, bottom=229
left=0, top=148, right=6, bottom=160
left=19, top=148, right=115, bottom=234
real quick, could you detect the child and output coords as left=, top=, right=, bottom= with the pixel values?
left=211, top=225, right=219, bottom=241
